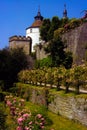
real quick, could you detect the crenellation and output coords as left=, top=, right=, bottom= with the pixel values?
left=9, top=35, right=31, bottom=42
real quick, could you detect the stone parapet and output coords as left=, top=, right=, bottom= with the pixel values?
left=9, top=35, right=31, bottom=42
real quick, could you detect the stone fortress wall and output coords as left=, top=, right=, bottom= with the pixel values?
left=36, top=22, right=87, bottom=65
left=62, top=22, right=87, bottom=65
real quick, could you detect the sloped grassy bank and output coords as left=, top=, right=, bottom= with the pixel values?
left=10, top=83, right=87, bottom=126
left=1, top=100, right=87, bottom=130
left=25, top=102, right=87, bottom=130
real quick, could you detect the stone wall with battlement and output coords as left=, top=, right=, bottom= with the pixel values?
left=9, top=35, right=32, bottom=55
left=9, top=35, right=31, bottom=42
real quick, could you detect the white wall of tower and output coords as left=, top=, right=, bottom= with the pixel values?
left=26, top=27, right=40, bottom=51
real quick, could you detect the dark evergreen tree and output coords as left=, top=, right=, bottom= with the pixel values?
left=48, top=16, right=60, bottom=40
left=40, top=19, right=51, bottom=42
left=44, top=37, right=73, bottom=68
left=63, top=51, right=73, bottom=69
left=60, top=18, right=69, bottom=27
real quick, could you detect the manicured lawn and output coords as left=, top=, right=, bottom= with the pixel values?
left=47, top=111, right=87, bottom=130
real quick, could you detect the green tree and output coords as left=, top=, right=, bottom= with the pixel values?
left=53, top=67, right=64, bottom=91
left=45, top=37, right=65, bottom=67
left=0, top=48, right=11, bottom=85
left=0, top=48, right=29, bottom=90
left=54, top=27, right=65, bottom=38
left=64, top=51, right=73, bottom=69
left=60, top=18, right=69, bottom=27
left=72, top=65, right=87, bottom=94
left=0, top=103, right=7, bottom=129
left=40, top=19, right=51, bottom=42
left=48, top=16, right=60, bottom=40
left=44, top=37, right=73, bottom=68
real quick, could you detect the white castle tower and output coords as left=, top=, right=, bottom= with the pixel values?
left=26, top=8, right=43, bottom=51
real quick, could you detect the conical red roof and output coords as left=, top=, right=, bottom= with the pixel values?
left=26, top=8, right=43, bottom=29
left=31, top=20, right=43, bottom=28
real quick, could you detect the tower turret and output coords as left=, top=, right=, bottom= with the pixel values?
left=26, top=7, right=44, bottom=51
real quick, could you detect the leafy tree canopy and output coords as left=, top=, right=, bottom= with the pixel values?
left=40, top=16, right=83, bottom=41
left=39, top=16, right=82, bottom=68
left=40, top=16, right=69, bottom=41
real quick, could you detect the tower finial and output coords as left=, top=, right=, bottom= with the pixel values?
left=63, top=4, right=67, bottom=18
left=38, top=5, right=40, bottom=12
left=34, top=5, right=43, bottom=21
left=64, top=3, right=66, bottom=10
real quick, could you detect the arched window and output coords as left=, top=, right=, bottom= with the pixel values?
left=30, top=28, right=32, bottom=33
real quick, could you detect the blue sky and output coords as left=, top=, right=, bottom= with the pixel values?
left=0, top=0, right=87, bottom=49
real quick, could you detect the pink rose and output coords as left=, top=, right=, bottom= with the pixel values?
left=37, top=114, right=42, bottom=119
left=23, top=113, right=29, bottom=119
left=16, top=126, right=23, bottom=130
left=6, top=100, right=12, bottom=107
left=41, top=117, right=45, bottom=121
left=17, top=117, right=24, bottom=125
left=40, top=125, right=44, bottom=129
left=24, top=126, right=29, bottom=130
left=29, top=121, right=33, bottom=125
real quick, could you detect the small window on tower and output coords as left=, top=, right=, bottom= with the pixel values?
left=30, top=28, right=32, bottom=33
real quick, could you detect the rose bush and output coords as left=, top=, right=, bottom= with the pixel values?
left=5, top=95, right=51, bottom=130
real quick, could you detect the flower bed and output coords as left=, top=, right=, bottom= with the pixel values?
left=5, top=95, right=52, bottom=130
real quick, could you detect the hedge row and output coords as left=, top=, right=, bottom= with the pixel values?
left=18, top=64, right=87, bottom=94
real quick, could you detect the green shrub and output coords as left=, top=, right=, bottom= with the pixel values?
left=0, top=80, right=4, bottom=91
left=0, top=103, right=7, bottom=129
left=0, top=91, right=8, bottom=101
left=35, top=57, right=52, bottom=69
